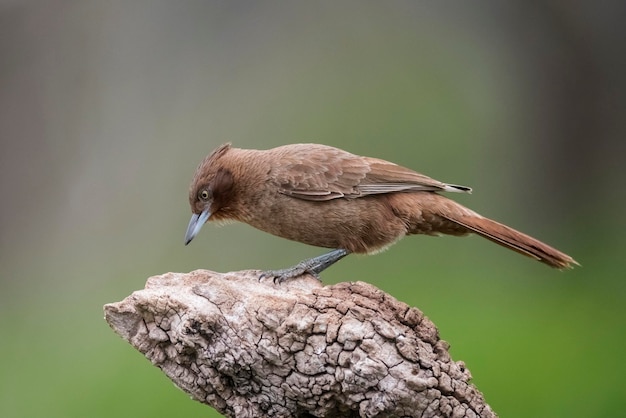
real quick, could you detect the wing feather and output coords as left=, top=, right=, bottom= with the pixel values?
left=271, top=144, right=470, bottom=201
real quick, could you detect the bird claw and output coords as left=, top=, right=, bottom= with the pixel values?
left=258, top=249, right=348, bottom=284
left=260, top=265, right=320, bottom=284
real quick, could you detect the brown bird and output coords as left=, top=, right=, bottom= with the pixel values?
left=185, top=143, right=577, bottom=281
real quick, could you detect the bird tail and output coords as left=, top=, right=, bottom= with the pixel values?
left=441, top=214, right=578, bottom=269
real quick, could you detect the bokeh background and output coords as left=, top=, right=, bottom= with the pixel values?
left=1, top=1, right=624, bottom=417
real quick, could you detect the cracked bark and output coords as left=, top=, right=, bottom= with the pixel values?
left=104, top=270, right=497, bottom=418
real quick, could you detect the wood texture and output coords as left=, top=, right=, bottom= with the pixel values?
left=105, top=270, right=497, bottom=418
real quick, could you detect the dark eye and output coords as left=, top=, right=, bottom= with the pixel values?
left=199, top=190, right=210, bottom=201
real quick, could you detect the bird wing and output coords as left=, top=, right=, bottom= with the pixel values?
left=359, top=158, right=470, bottom=194
left=273, top=144, right=470, bottom=201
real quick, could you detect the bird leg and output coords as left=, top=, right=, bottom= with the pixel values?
left=261, top=249, right=349, bottom=283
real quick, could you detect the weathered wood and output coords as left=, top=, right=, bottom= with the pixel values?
left=104, top=270, right=496, bottom=418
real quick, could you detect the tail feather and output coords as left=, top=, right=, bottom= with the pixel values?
left=442, top=214, right=578, bottom=269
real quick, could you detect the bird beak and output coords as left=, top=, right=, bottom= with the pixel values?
left=184, top=208, right=211, bottom=245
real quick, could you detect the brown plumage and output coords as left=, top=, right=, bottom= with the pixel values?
left=185, top=143, right=577, bottom=278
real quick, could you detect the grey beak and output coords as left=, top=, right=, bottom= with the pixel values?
left=184, top=208, right=211, bottom=245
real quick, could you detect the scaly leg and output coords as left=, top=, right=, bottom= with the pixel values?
left=261, top=249, right=349, bottom=283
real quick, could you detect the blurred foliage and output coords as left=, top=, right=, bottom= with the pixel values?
left=1, top=1, right=624, bottom=417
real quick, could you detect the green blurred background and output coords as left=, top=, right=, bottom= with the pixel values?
left=1, top=1, right=624, bottom=417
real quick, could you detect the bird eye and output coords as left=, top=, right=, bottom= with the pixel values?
left=199, top=190, right=210, bottom=201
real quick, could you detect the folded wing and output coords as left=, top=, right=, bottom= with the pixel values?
left=272, top=144, right=471, bottom=201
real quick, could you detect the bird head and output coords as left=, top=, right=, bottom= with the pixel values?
left=185, top=144, right=234, bottom=245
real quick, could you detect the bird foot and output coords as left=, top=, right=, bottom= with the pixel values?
left=261, top=265, right=319, bottom=284
left=260, top=249, right=349, bottom=284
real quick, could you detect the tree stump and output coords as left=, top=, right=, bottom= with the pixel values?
left=104, top=270, right=496, bottom=418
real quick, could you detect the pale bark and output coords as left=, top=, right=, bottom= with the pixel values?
left=104, top=270, right=496, bottom=418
